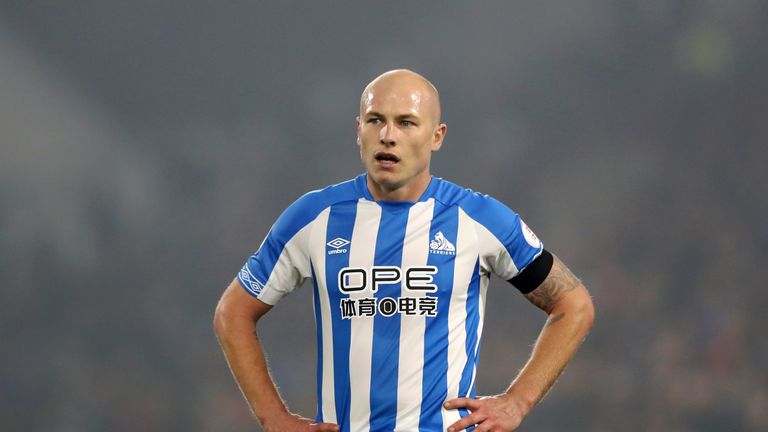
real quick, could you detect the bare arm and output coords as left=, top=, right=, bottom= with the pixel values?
left=511, top=253, right=594, bottom=406
left=445, top=254, right=594, bottom=431
left=213, top=279, right=338, bottom=432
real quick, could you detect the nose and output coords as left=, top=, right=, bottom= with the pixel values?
left=379, top=122, right=397, bottom=146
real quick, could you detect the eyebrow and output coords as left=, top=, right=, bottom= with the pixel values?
left=364, top=111, right=420, bottom=120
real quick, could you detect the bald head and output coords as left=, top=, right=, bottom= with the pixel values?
left=360, top=69, right=442, bottom=125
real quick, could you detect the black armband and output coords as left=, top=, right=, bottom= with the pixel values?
left=508, top=249, right=553, bottom=294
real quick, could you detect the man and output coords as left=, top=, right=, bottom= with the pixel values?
left=214, top=69, right=594, bottom=432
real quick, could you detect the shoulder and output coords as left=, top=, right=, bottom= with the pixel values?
left=431, top=177, right=537, bottom=249
left=272, top=175, right=365, bottom=236
left=431, top=177, right=518, bottom=220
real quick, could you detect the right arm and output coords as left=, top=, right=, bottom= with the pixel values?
left=213, top=279, right=338, bottom=432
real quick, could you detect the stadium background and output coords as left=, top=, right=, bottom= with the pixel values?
left=1, top=1, right=766, bottom=430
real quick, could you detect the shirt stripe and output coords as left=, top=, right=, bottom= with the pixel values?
left=394, top=199, right=435, bottom=430
left=326, top=203, right=358, bottom=429
left=348, top=199, right=381, bottom=432
left=419, top=202, right=459, bottom=431
left=441, top=208, right=478, bottom=428
left=459, top=258, right=482, bottom=403
left=310, top=208, right=336, bottom=423
left=468, top=274, right=490, bottom=396
left=369, top=204, right=411, bottom=431
left=311, top=263, right=324, bottom=422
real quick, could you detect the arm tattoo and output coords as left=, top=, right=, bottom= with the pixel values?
left=524, top=255, right=581, bottom=313
left=545, top=312, right=566, bottom=328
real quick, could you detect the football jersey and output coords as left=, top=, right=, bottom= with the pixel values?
left=237, top=174, right=543, bottom=432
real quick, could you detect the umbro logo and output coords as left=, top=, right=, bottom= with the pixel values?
left=327, top=237, right=350, bottom=255
left=239, top=267, right=265, bottom=295
left=429, top=231, right=455, bottom=255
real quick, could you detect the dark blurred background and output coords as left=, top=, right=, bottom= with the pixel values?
left=1, top=1, right=766, bottom=431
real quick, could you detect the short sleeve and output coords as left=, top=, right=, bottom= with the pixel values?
left=236, top=195, right=319, bottom=305
left=461, top=193, right=544, bottom=280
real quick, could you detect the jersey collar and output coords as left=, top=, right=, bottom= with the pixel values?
left=355, top=173, right=439, bottom=204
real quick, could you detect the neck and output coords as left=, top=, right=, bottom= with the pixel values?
left=367, top=173, right=432, bottom=202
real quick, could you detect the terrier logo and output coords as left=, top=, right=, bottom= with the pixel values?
left=429, top=231, right=455, bottom=255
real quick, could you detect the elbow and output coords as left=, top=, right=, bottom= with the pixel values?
left=213, top=299, right=227, bottom=340
left=576, top=286, right=595, bottom=333
left=555, top=284, right=595, bottom=332
left=213, top=284, right=267, bottom=342
left=582, top=294, right=595, bottom=332
left=213, top=296, right=237, bottom=342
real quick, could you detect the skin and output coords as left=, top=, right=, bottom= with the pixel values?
left=214, top=69, right=594, bottom=431
left=356, top=69, right=447, bottom=202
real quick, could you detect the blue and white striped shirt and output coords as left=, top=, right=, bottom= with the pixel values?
left=238, top=174, right=543, bottom=432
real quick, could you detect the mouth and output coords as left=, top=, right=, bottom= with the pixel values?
left=374, top=151, right=400, bottom=166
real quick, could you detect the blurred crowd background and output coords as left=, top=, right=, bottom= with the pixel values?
left=1, top=1, right=766, bottom=431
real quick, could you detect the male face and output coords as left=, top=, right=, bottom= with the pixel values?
left=356, top=71, right=446, bottom=198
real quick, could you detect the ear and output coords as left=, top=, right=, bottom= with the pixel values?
left=431, top=123, right=447, bottom=152
left=355, top=116, right=361, bottom=147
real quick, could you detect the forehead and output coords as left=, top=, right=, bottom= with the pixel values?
left=361, top=82, right=432, bottom=117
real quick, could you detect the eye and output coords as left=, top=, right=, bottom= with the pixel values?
left=400, top=120, right=415, bottom=127
left=367, top=117, right=382, bottom=124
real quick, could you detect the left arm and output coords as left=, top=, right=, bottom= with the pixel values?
left=445, top=253, right=594, bottom=432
